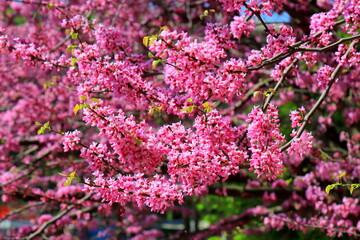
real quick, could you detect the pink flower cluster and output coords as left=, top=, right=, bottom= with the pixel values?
left=60, top=15, right=92, bottom=33
left=157, top=110, right=247, bottom=194
left=205, top=23, right=236, bottom=50
left=1, top=0, right=360, bottom=238
left=82, top=101, right=163, bottom=174
left=286, top=131, right=313, bottom=166
left=84, top=173, right=184, bottom=213
left=63, top=130, right=82, bottom=152
left=149, top=29, right=247, bottom=103
left=246, top=105, right=285, bottom=180
left=230, top=16, right=256, bottom=40
left=80, top=142, right=116, bottom=173
left=289, top=106, right=306, bottom=128
left=218, top=0, right=286, bottom=15
left=317, top=65, right=334, bottom=88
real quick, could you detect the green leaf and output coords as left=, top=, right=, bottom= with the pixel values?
left=349, top=184, right=360, bottom=194
left=202, top=102, right=213, bottom=113
left=263, top=88, right=276, bottom=97
left=134, top=137, right=143, bottom=146
left=73, top=103, right=89, bottom=115
left=325, top=184, right=334, bottom=194
left=5, top=7, right=15, bottom=15
left=73, top=104, right=81, bottom=115
left=149, top=106, right=162, bottom=115
left=159, top=26, right=169, bottom=33
left=79, top=95, right=87, bottom=100
left=70, top=57, right=80, bottom=66
left=37, top=122, right=51, bottom=135
left=152, top=59, right=163, bottom=69
left=253, top=91, right=261, bottom=99
left=90, top=98, right=100, bottom=103
left=349, top=184, right=355, bottom=194
left=199, top=9, right=215, bottom=20
left=268, top=88, right=276, bottom=94
left=43, top=82, right=56, bottom=90
left=338, top=172, right=346, bottom=179
left=37, top=127, right=45, bottom=135
left=47, top=3, right=55, bottom=9
left=285, top=178, right=293, bottom=185
left=43, top=122, right=50, bottom=129
left=80, top=103, right=89, bottom=108
left=149, top=107, right=155, bottom=115
left=57, top=129, right=65, bottom=135
left=143, top=35, right=158, bottom=47
left=186, top=98, right=193, bottom=102
left=59, top=171, right=79, bottom=186
left=66, top=45, right=78, bottom=53
left=71, top=32, right=78, bottom=40
left=200, top=10, right=209, bottom=20
left=325, top=182, right=341, bottom=194
left=181, top=105, right=196, bottom=114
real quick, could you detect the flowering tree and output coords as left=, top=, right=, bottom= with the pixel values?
left=0, top=0, right=360, bottom=239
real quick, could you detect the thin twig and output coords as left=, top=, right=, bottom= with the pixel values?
left=270, top=214, right=360, bottom=237
left=0, top=150, right=51, bottom=188
left=50, top=35, right=71, bottom=52
left=233, top=78, right=273, bottom=111
left=245, top=3, right=272, bottom=34
left=280, top=41, right=356, bottom=152
left=111, top=1, right=124, bottom=26
left=262, top=58, right=298, bottom=111
left=1, top=202, right=43, bottom=221
left=231, top=19, right=346, bottom=73
left=297, top=34, right=360, bottom=52
left=25, top=194, right=93, bottom=240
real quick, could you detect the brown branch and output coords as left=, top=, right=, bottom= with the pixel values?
left=233, top=78, right=273, bottom=111
left=262, top=58, right=298, bottom=111
left=30, top=55, right=68, bottom=69
left=50, top=35, right=71, bottom=52
left=111, top=1, right=125, bottom=26
left=0, top=150, right=51, bottom=188
left=25, top=194, right=93, bottom=240
left=245, top=3, right=272, bottom=34
left=281, top=41, right=357, bottom=152
left=296, top=34, right=360, bottom=52
left=270, top=214, right=360, bottom=237
left=232, top=19, right=346, bottom=73
left=1, top=202, right=43, bottom=221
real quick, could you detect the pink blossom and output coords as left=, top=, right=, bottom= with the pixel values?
left=289, top=106, right=306, bottom=128
left=63, top=130, right=82, bottom=152
left=230, top=16, right=255, bottom=39
left=317, top=65, right=334, bottom=88
left=246, top=105, right=285, bottom=180
left=38, top=214, right=53, bottom=225
left=286, top=130, right=313, bottom=166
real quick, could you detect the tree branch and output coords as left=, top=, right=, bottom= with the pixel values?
left=281, top=41, right=357, bottom=152
left=25, top=194, right=93, bottom=240
left=262, top=58, right=299, bottom=111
